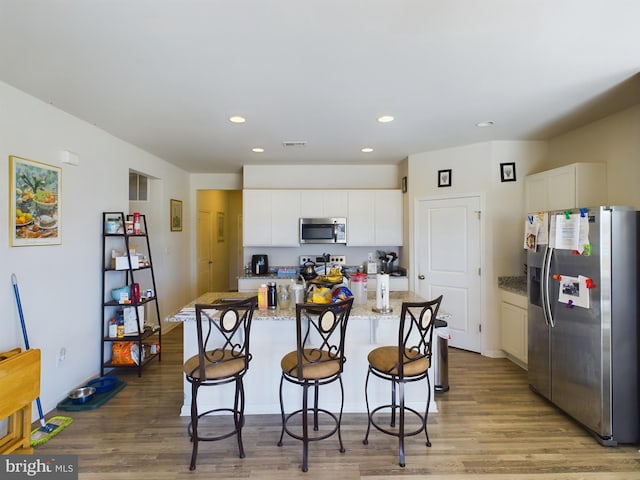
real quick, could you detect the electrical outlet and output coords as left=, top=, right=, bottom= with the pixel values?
left=56, top=347, right=67, bottom=367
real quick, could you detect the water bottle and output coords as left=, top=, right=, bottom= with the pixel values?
left=267, top=282, right=277, bottom=309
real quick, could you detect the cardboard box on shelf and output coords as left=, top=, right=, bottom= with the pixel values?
left=111, top=255, right=140, bottom=270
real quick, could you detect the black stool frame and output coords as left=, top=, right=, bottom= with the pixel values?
left=184, top=296, right=257, bottom=470
left=363, top=295, right=442, bottom=467
left=277, top=297, right=354, bottom=472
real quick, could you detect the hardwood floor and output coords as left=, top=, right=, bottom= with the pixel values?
left=35, top=324, right=640, bottom=479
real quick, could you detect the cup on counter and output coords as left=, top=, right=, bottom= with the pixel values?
left=278, top=285, right=291, bottom=309
left=291, top=284, right=305, bottom=305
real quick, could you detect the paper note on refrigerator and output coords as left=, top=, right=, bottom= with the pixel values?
left=554, top=213, right=580, bottom=250
left=524, top=218, right=539, bottom=250
left=536, top=212, right=549, bottom=245
left=557, top=274, right=590, bottom=309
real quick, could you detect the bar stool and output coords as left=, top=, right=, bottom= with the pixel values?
left=363, top=295, right=443, bottom=467
left=277, top=297, right=354, bottom=472
left=183, top=296, right=258, bottom=470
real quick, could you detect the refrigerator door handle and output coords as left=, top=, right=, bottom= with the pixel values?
left=542, top=245, right=555, bottom=328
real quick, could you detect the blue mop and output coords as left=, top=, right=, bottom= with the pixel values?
left=11, top=273, right=73, bottom=446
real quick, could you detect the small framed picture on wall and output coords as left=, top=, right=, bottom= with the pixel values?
left=170, top=199, right=183, bottom=231
left=500, top=162, right=516, bottom=182
left=438, top=169, right=452, bottom=188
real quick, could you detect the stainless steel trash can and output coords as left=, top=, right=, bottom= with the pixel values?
left=434, top=319, right=449, bottom=393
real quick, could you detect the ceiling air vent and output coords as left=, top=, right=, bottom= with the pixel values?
left=282, top=141, right=307, bottom=148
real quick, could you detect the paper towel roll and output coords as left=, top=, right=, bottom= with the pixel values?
left=376, top=274, right=390, bottom=310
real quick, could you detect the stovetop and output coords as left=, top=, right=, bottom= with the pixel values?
left=299, top=255, right=346, bottom=266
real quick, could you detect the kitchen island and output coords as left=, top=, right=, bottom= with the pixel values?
left=168, top=291, right=448, bottom=416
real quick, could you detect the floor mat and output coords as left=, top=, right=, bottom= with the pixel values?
left=56, top=379, right=126, bottom=411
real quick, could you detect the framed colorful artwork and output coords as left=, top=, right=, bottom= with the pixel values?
left=9, top=155, right=61, bottom=246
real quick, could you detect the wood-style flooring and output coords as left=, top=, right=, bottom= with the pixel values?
left=35, top=323, right=640, bottom=479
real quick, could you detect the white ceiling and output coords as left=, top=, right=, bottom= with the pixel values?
left=1, top=1, right=638, bottom=174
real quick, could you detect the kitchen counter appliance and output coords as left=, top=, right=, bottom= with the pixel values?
left=251, top=254, right=269, bottom=275
left=299, top=217, right=346, bottom=244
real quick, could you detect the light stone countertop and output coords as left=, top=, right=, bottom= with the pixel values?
left=167, top=291, right=447, bottom=322
left=497, top=276, right=527, bottom=295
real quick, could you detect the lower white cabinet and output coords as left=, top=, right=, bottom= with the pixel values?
left=500, top=290, right=528, bottom=366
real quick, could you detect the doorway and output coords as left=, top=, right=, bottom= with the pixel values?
left=415, top=195, right=482, bottom=352
left=196, top=190, right=242, bottom=293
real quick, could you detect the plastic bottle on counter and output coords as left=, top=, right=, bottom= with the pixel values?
left=258, top=284, right=268, bottom=310
left=351, top=272, right=368, bottom=304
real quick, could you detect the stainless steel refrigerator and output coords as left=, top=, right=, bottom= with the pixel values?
left=527, top=206, right=639, bottom=445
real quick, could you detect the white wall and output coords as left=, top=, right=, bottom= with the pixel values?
left=545, top=105, right=640, bottom=209
left=407, top=140, right=548, bottom=356
left=0, top=81, right=193, bottom=417
left=243, top=164, right=401, bottom=189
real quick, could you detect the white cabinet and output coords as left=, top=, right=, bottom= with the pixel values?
left=500, top=290, right=527, bottom=366
left=347, top=190, right=402, bottom=246
left=525, top=163, right=606, bottom=213
left=243, top=190, right=300, bottom=246
left=300, top=190, right=348, bottom=218
left=243, top=188, right=403, bottom=247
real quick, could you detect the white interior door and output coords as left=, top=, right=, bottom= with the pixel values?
left=415, top=195, right=482, bottom=352
left=197, top=209, right=212, bottom=295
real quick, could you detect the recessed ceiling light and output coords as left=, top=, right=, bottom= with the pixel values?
left=377, top=115, right=394, bottom=123
left=476, top=120, right=495, bottom=127
left=229, top=115, right=246, bottom=124
left=361, top=147, right=374, bottom=153
left=252, top=147, right=264, bottom=153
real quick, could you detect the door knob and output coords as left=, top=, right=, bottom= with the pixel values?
left=418, top=274, right=425, bottom=280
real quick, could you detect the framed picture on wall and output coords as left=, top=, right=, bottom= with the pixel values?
left=9, top=155, right=62, bottom=246
left=217, top=212, right=225, bottom=242
left=438, top=169, right=452, bottom=188
left=170, top=199, right=182, bottom=231
left=500, top=162, right=516, bottom=182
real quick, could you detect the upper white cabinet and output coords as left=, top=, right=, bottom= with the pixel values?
left=243, top=190, right=300, bottom=246
left=524, top=163, right=607, bottom=213
left=347, top=190, right=402, bottom=246
left=243, top=189, right=403, bottom=247
left=300, top=190, right=348, bottom=218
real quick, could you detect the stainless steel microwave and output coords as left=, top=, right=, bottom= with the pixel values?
left=299, top=217, right=347, bottom=244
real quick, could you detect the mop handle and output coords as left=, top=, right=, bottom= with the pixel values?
left=11, top=273, right=46, bottom=426
left=11, top=274, right=30, bottom=350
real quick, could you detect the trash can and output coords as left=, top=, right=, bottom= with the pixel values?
left=434, top=319, right=449, bottom=393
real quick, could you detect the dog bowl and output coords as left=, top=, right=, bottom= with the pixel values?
left=68, top=386, right=96, bottom=404
left=87, top=375, right=117, bottom=394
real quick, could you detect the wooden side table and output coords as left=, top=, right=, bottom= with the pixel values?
left=0, top=348, right=41, bottom=454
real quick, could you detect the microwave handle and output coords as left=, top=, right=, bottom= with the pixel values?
left=333, top=221, right=338, bottom=242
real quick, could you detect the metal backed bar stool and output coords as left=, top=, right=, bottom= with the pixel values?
left=183, top=296, right=258, bottom=470
left=363, top=295, right=443, bottom=467
left=277, top=297, right=354, bottom=472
